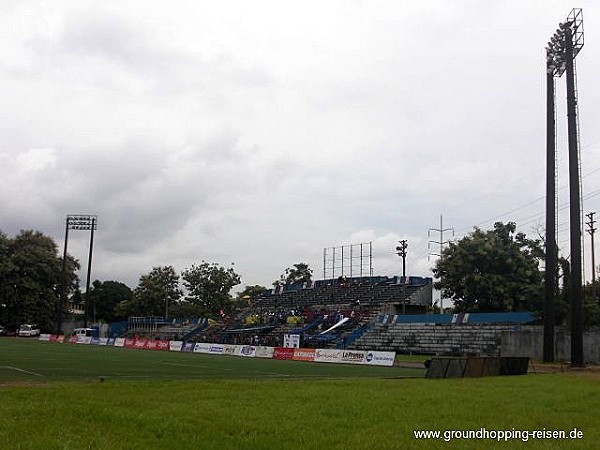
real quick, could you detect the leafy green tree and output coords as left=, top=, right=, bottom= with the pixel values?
left=432, top=222, right=543, bottom=313
left=88, top=280, right=133, bottom=322
left=0, top=229, right=79, bottom=331
left=274, top=262, right=313, bottom=286
left=182, top=262, right=241, bottom=317
left=123, top=266, right=182, bottom=317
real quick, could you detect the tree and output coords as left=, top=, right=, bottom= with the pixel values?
left=123, top=266, right=182, bottom=317
left=274, top=262, right=313, bottom=286
left=181, top=261, right=241, bottom=317
left=88, top=280, right=133, bottom=323
left=432, top=222, right=543, bottom=313
left=0, top=229, right=79, bottom=331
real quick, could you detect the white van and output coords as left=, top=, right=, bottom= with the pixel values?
left=18, top=324, right=41, bottom=337
left=72, top=328, right=94, bottom=338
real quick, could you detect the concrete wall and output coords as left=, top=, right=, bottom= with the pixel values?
left=501, top=326, right=600, bottom=364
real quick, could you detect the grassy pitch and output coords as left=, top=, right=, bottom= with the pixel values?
left=0, top=339, right=598, bottom=449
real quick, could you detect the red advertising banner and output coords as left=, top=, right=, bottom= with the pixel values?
left=69, top=335, right=78, bottom=344
left=146, top=340, right=158, bottom=350
left=124, top=338, right=136, bottom=348
left=157, top=340, right=170, bottom=351
left=49, top=335, right=58, bottom=342
left=134, top=338, right=148, bottom=349
left=293, top=348, right=315, bottom=362
left=273, top=347, right=295, bottom=360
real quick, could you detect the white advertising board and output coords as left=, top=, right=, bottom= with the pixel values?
left=255, top=346, right=275, bottom=358
left=193, top=343, right=212, bottom=354
left=363, top=351, right=396, bottom=367
left=169, top=341, right=183, bottom=352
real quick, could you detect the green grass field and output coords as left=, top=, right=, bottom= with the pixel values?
left=1, top=339, right=598, bottom=449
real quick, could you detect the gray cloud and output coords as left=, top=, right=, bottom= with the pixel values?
left=1, top=1, right=599, bottom=291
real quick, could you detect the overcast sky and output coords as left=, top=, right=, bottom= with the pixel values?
left=1, top=1, right=599, bottom=293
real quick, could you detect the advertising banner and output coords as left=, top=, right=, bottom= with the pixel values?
left=75, top=336, right=92, bottom=345
left=114, top=338, right=125, bottom=347
left=339, top=350, right=366, bottom=365
left=255, top=346, right=275, bottom=359
left=223, top=345, right=237, bottom=356
left=39, top=334, right=51, bottom=341
left=49, top=335, right=59, bottom=342
left=314, top=348, right=342, bottom=364
left=56, top=335, right=65, bottom=343
left=237, top=345, right=256, bottom=357
left=157, top=340, right=169, bottom=351
left=169, top=341, right=183, bottom=352
left=182, top=342, right=194, bottom=352
left=90, top=337, right=100, bottom=345
left=273, top=347, right=295, bottom=360
left=146, top=340, right=158, bottom=350
left=363, top=351, right=396, bottom=367
left=208, top=344, right=224, bottom=355
left=134, top=339, right=148, bottom=349
left=124, top=338, right=136, bottom=348
left=194, top=343, right=212, bottom=354
left=107, top=338, right=116, bottom=346
left=293, top=348, right=315, bottom=362
left=69, top=335, right=78, bottom=344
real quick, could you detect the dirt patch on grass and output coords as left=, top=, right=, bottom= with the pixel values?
left=529, top=362, right=600, bottom=377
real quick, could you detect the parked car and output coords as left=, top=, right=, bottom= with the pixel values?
left=71, top=328, right=94, bottom=338
left=18, top=324, right=41, bottom=337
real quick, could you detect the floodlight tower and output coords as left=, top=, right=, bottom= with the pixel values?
left=59, top=214, right=98, bottom=331
left=544, top=9, right=584, bottom=366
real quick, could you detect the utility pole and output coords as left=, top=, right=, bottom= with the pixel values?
left=429, top=215, right=454, bottom=313
left=586, top=212, right=597, bottom=303
left=395, top=240, right=408, bottom=279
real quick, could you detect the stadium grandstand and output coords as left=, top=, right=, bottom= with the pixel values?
left=117, top=275, right=433, bottom=350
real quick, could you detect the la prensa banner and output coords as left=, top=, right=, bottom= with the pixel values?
left=339, top=350, right=366, bottom=365
left=363, top=351, right=396, bottom=367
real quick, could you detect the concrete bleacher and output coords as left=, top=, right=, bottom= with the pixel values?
left=350, top=312, right=536, bottom=356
